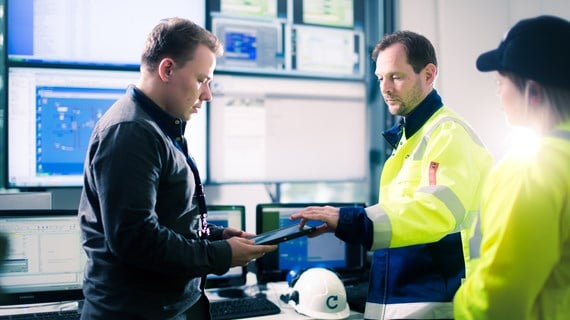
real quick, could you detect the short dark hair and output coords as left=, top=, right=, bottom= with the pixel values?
left=141, top=17, right=223, bottom=72
left=371, top=30, right=437, bottom=74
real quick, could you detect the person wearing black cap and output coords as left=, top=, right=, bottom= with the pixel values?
left=454, top=15, right=570, bottom=319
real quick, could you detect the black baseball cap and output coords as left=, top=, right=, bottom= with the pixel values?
left=476, top=15, right=570, bottom=89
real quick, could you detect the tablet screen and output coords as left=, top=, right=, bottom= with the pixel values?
left=250, top=224, right=316, bottom=245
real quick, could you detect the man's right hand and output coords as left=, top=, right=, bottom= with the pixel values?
left=226, top=237, right=277, bottom=267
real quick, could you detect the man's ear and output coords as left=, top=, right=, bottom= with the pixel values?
left=158, top=58, right=174, bottom=82
left=423, top=63, right=437, bottom=85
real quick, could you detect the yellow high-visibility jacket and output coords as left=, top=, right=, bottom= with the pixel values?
left=355, top=93, right=493, bottom=319
left=454, top=121, right=570, bottom=320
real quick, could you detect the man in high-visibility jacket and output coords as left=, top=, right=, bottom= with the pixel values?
left=454, top=15, right=570, bottom=320
left=291, top=31, right=493, bottom=319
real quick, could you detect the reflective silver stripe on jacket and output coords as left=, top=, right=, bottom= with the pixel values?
left=417, top=185, right=465, bottom=232
left=412, top=116, right=484, bottom=232
left=412, top=116, right=486, bottom=161
left=364, top=301, right=454, bottom=319
left=469, top=214, right=483, bottom=259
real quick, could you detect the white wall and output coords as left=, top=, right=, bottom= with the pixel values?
left=394, top=0, right=570, bottom=159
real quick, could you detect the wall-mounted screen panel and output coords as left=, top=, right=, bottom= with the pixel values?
left=292, top=0, right=365, bottom=29
left=207, top=0, right=365, bottom=79
left=297, top=0, right=355, bottom=27
left=212, top=18, right=286, bottom=73
left=208, top=74, right=367, bottom=183
left=7, top=67, right=207, bottom=188
left=6, top=0, right=204, bottom=68
left=292, top=25, right=363, bottom=77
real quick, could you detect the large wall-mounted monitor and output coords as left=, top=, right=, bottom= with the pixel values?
left=207, top=0, right=365, bottom=79
left=6, top=67, right=207, bottom=188
left=6, top=0, right=204, bottom=68
left=4, top=0, right=208, bottom=190
left=208, top=74, right=367, bottom=183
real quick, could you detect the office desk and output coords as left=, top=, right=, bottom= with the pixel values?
left=207, top=274, right=364, bottom=320
left=0, top=274, right=364, bottom=319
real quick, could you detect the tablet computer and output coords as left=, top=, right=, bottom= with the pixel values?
left=249, top=224, right=317, bottom=245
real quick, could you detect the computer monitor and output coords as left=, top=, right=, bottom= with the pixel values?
left=205, top=205, right=247, bottom=289
left=208, top=74, right=367, bottom=183
left=254, top=202, right=366, bottom=283
left=206, top=0, right=287, bottom=74
left=6, top=67, right=207, bottom=188
left=206, top=0, right=365, bottom=79
left=6, top=0, right=204, bottom=68
left=0, top=209, right=85, bottom=306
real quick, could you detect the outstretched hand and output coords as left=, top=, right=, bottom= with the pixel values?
left=226, top=237, right=277, bottom=267
left=289, top=205, right=340, bottom=237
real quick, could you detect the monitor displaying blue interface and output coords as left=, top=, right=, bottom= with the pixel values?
left=205, top=205, right=247, bottom=289
left=7, top=67, right=207, bottom=188
left=5, top=1, right=208, bottom=189
left=254, top=202, right=366, bottom=283
left=0, top=209, right=85, bottom=306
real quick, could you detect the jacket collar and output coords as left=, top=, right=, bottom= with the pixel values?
left=382, top=89, right=443, bottom=148
left=129, top=85, right=186, bottom=140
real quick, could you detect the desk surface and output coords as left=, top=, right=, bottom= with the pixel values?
left=0, top=274, right=364, bottom=319
left=207, top=274, right=364, bottom=320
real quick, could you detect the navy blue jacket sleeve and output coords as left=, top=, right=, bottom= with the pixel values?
left=335, top=207, right=373, bottom=250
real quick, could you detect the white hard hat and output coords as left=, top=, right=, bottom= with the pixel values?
left=289, top=267, right=350, bottom=319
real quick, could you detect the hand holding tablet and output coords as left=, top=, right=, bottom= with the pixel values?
left=249, top=224, right=317, bottom=245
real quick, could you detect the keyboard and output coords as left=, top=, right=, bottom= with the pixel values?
left=210, top=295, right=281, bottom=320
left=0, top=310, right=80, bottom=319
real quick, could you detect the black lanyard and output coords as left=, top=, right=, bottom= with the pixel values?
left=131, top=87, right=209, bottom=239
left=175, top=136, right=210, bottom=240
